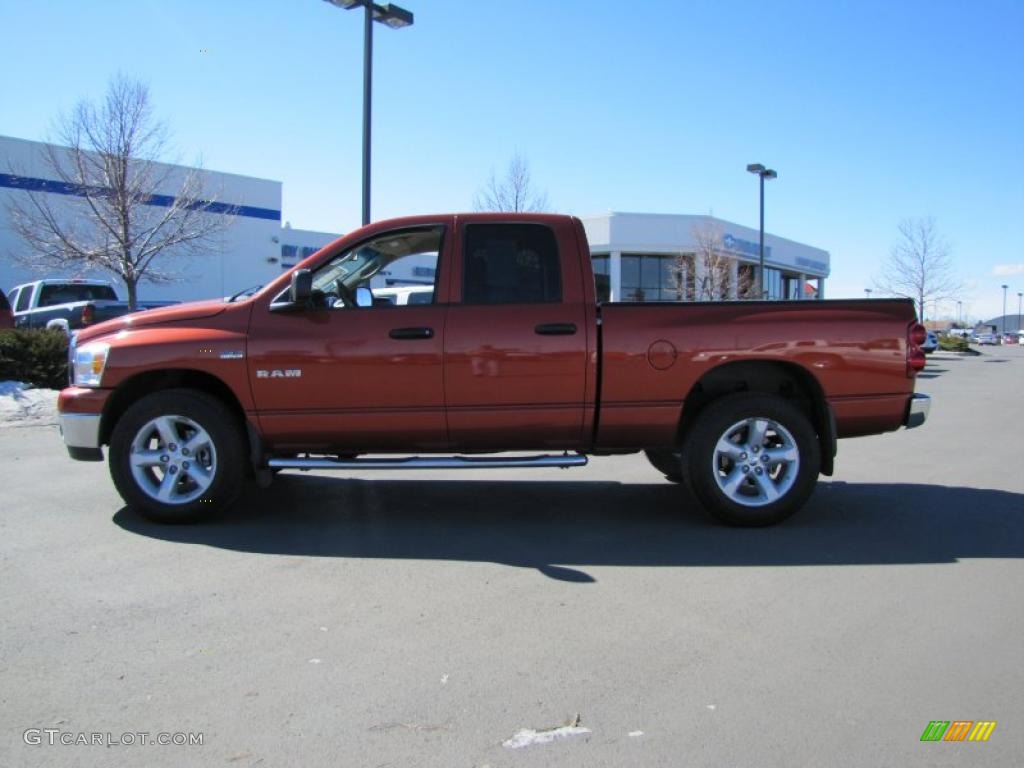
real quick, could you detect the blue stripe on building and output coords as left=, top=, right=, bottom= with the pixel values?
left=0, top=173, right=281, bottom=222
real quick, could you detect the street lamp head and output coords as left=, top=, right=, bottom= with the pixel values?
left=1001, top=284, right=1008, bottom=290
left=746, top=163, right=777, bottom=180
left=375, top=3, right=413, bottom=27
left=324, top=0, right=414, bottom=27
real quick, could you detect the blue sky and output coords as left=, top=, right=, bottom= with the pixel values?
left=2, top=0, right=1022, bottom=319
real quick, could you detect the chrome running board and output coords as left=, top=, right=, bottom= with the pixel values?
left=267, top=453, right=588, bottom=470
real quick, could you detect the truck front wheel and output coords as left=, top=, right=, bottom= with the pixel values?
left=681, top=393, right=820, bottom=526
left=109, top=389, right=246, bottom=523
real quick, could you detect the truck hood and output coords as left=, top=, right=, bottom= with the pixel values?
left=75, top=299, right=228, bottom=343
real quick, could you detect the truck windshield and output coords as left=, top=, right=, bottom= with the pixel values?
left=38, top=283, right=118, bottom=306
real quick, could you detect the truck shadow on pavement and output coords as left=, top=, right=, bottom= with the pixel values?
left=113, top=478, right=1024, bottom=582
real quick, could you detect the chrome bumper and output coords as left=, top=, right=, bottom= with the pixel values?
left=59, top=412, right=103, bottom=461
left=904, top=393, right=931, bottom=429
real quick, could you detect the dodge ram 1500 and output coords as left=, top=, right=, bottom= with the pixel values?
left=57, top=214, right=930, bottom=526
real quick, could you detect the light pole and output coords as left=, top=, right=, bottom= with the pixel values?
left=1017, top=291, right=1022, bottom=335
left=957, top=300, right=962, bottom=326
left=864, top=288, right=872, bottom=299
left=746, top=163, right=777, bottom=299
left=323, top=0, right=414, bottom=226
left=1001, top=284, right=1008, bottom=337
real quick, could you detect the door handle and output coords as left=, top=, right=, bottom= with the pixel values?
left=534, top=323, right=577, bottom=336
left=389, top=326, right=434, bottom=340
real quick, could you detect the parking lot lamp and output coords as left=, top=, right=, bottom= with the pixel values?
left=1001, top=284, right=1008, bottom=336
left=323, top=0, right=414, bottom=226
left=864, top=288, right=872, bottom=298
left=746, top=163, right=777, bottom=299
left=957, top=300, right=962, bottom=326
left=1018, top=291, right=1022, bottom=334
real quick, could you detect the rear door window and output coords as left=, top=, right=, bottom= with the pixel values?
left=463, top=223, right=561, bottom=304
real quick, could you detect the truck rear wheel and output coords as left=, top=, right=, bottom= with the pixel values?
left=109, top=389, right=246, bottom=523
left=644, top=449, right=683, bottom=483
left=681, top=393, right=820, bottom=526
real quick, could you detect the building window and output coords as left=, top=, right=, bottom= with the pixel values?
left=592, top=254, right=610, bottom=303
left=763, top=267, right=783, bottom=300
left=621, top=254, right=685, bottom=302
left=782, top=274, right=804, bottom=300
left=280, top=245, right=298, bottom=269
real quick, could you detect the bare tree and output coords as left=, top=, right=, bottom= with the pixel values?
left=678, top=219, right=749, bottom=301
left=5, top=75, right=235, bottom=309
left=473, top=152, right=549, bottom=213
left=874, top=217, right=961, bottom=321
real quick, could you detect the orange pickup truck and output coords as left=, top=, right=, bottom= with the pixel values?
left=57, top=213, right=929, bottom=526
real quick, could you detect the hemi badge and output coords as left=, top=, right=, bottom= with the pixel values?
left=219, top=351, right=244, bottom=360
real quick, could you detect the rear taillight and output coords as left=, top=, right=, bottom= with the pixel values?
left=81, top=305, right=95, bottom=325
left=907, top=322, right=926, bottom=377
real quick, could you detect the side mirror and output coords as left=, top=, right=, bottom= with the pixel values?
left=355, top=286, right=373, bottom=308
left=289, top=269, right=312, bottom=305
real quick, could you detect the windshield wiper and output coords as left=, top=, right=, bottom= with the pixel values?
left=227, top=285, right=262, bottom=302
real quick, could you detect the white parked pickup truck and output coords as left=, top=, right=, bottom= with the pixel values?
left=7, top=279, right=177, bottom=333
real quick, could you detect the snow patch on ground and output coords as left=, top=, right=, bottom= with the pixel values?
left=502, top=726, right=591, bottom=749
left=0, top=381, right=59, bottom=427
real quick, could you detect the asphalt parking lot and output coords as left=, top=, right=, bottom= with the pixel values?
left=2, top=347, right=1022, bottom=767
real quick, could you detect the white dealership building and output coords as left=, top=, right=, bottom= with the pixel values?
left=581, top=212, right=829, bottom=302
left=0, top=135, right=337, bottom=306
left=1, top=134, right=829, bottom=304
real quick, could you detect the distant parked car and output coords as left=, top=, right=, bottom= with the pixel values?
left=972, top=332, right=998, bottom=345
left=1018, top=332, right=1024, bottom=346
left=0, top=289, right=12, bottom=329
left=1001, top=333, right=1017, bottom=345
left=921, top=330, right=938, bottom=354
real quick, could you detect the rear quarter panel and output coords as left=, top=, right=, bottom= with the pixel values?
left=598, top=299, right=916, bottom=448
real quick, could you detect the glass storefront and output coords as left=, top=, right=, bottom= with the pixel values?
left=591, top=252, right=821, bottom=302
left=621, top=254, right=687, bottom=302
left=763, top=267, right=782, bottom=300
left=592, top=254, right=611, bottom=302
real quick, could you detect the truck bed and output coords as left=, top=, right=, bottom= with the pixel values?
left=596, top=298, right=916, bottom=448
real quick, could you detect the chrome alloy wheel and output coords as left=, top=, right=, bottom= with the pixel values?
left=711, top=417, right=800, bottom=507
left=128, top=415, right=217, bottom=505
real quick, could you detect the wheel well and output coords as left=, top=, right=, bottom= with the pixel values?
left=679, top=361, right=835, bottom=475
left=100, top=369, right=249, bottom=449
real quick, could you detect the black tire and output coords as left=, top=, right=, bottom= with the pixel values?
left=680, top=393, right=820, bottom=526
left=109, top=389, right=247, bottom=523
left=644, top=449, right=683, bottom=483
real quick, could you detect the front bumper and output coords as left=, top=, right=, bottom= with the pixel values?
left=58, top=387, right=110, bottom=461
left=58, top=412, right=104, bottom=461
left=904, top=393, right=931, bottom=429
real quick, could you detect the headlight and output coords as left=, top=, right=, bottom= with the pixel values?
left=72, top=342, right=110, bottom=387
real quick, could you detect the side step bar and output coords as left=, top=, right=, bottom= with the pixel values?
left=267, top=453, right=588, bottom=471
